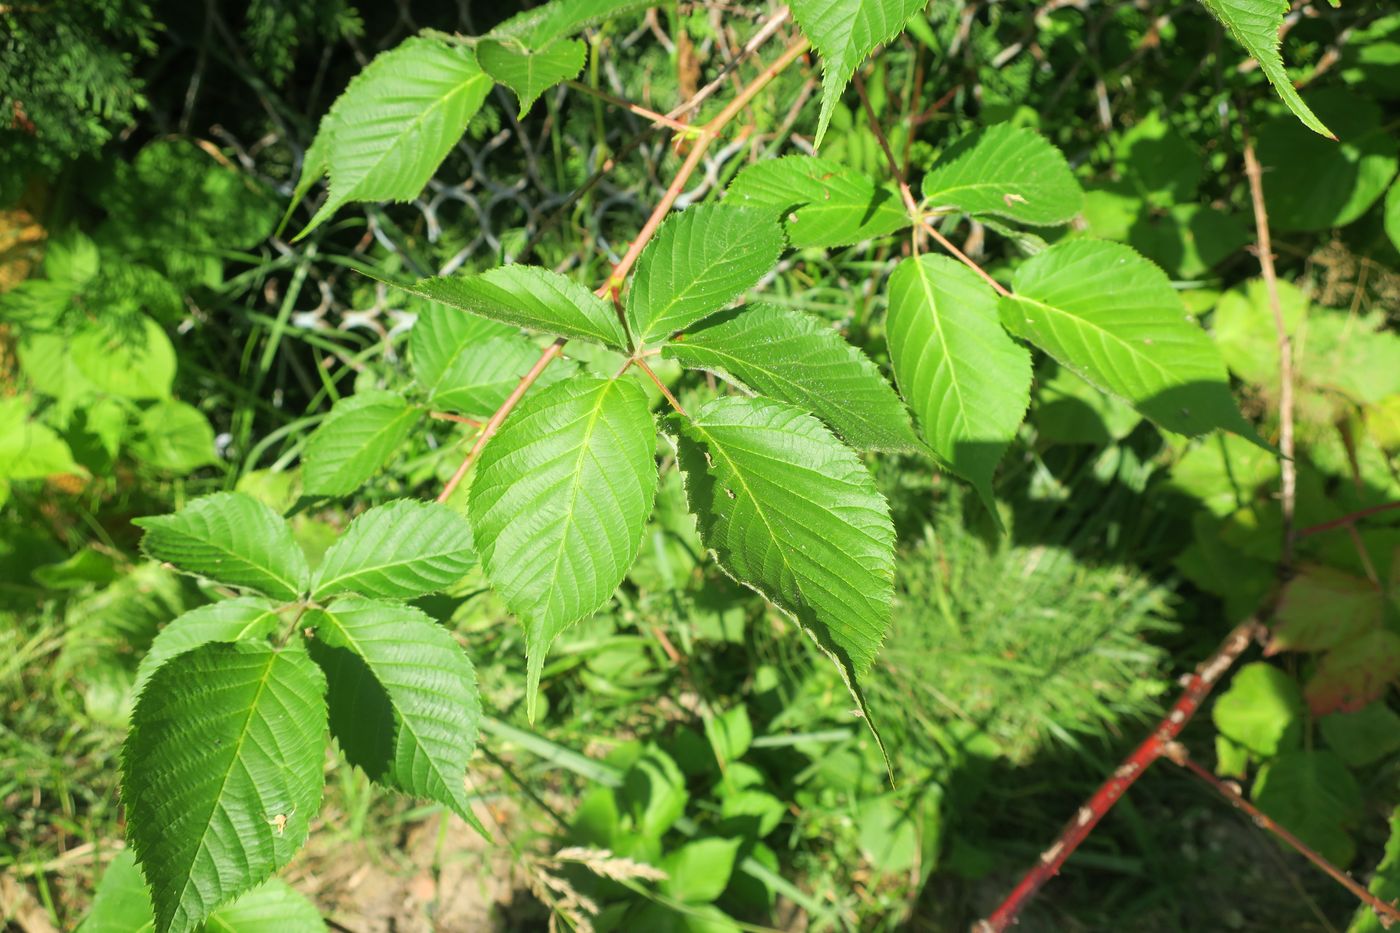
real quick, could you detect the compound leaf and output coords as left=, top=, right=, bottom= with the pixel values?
left=921, top=123, right=1084, bottom=227
left=887, top=254, right=1031, bottom=510
left=122, top=642, right=326, bottom=933
left=303, top=390, right=421, bottom=497
left=1196, top=0, right=1331, bottom=137
left=312, top=499, right=476, bottom=600
left=1000, top=238, right=1252, bottom=438
left=308, top=598, right=484, bottom=832
left=395, top=265, right=627, bottom=350
left=478, top=38, right=586, bottom=117
left=665, top=304, right=919, bottom=452
left=626, top=204, right=784, bottom=346
left=672, top=396, right=894, bottom=743
left=135, top=598, right=282, bottom=694
left=470, top=375, right=658, bottom=717
left=726, top=156, right=909, bottom=248
left=134, top=493, right=309, bottom=600
left=296, top=37, right=493, bottom=237
left=790, top=0, right=926, bottom=146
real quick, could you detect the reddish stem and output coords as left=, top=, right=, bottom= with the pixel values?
left=1296, top=501, right=1400, bottom=539
left=977, top=619, right=1263, bottom=932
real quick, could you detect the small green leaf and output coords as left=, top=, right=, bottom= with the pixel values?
left=1000, top=238, right=1253, bottom=439
left=312, top=499, right=476, bottom=600
left=490, top=0, right=652, bottom=48
left=1320, top=705, right=1400, bottom=769
left=134, top=493, right=310, bottom=600
left=410, top=304, right=516, bottom=397
left=77, top=851, right=155, bottom=933
left=887, top=254, right=1031, bottom=510
left=922, top=123, right=1083, bottom=226
left=132, top=401, right=218, bottom=474
left=122, top=642, right=327, bottom=933
left=661, top=837, right=743, bottom=904
left=1196, top=0, right=1331, bottom=137
left=303, top=390, right=421, bottom=497
left=666, top=304, right=919, bottom=452
left=726, top=156, right=909, bottom=248
left=296, top=37, right=493, bottom=237
left=672, top=396, right=894, bottom=746
left=470, top=375, right=658, bottom=717
left=0, top=397, right=85, bottom=480
left=426, top=335, right=576, bottom=418
left=1386, top=178, right=1400, bottom=254
left=704, top=706, right=753, bottom=765
left=135, top=597, right=282, bottom=694
left=478, top=38, right=586, bottom=117
left=1305, top=630, right=1400, bottom=716
left=394, top=265, right=627, bottom=350
left=308, top=598, right=484, bottom=831
left=625, top=204, right=784, bottom=346
left=1267, top=565, right=1384, bottom=655
left=1253, top=749, right=1362, bottom=867
left=69, top=314, right=176, bottom=400
left=1350, top=808, right=1400, bottom=933
left=790, top=0, right=926, bottom=146
left=1211, top=662, right=1302, bottom=757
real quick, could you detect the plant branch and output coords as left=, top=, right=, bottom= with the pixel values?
left=1169, top=747, right=1400, bottom=928
left=1297, top=501, right=1400, bottom=539
left=1244, top=138, right=1296, bottom=567
left=429, top=411, right=483, bottom=427
left=976, top=618, right=1264, bottom=932
left=436, top=35, right=810, bottom=502
left=564, top=80, right=694, bottom=132
left=636, top=357, right=687, bottom=417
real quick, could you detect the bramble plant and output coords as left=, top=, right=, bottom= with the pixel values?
left=74, top=0, right=1400, bottom=931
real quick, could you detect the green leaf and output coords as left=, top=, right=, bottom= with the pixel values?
left=1350, top=808, right=1400, bottom=933
left=478, top=38, right=586, bottom=117
left=393, top=265, right=627, bottom=350
left=1305, top=629, right=1400, bottom=716
left=625, top=204, right=784, bottom=346
left=490, top=0, right=652, bottom=48
left=70, top=313, right=176, bottom=400
left=302, top=390, right=421, bottom=497
left=1267, top=565, right=1384, bottom=655
left=78, top=851, right=155, bottom=933
left=0, top=397, right=84, bottom=480
left=132, top=401, right=218, bottom=474
left=1211, top=661, right=1302, bottom=757
left=134, top=493, right=310, bottom=601
left=295, top=37, right=493, bottom=238
left=307, top=598, right=484, bottom=831
left=1253, top=749, right=1362, bottom=867
left=1386, top=178, right=1400, bottom=253
left=1000, top=238, right=1253, bottom=439
left=666, top=304, right=919, bottom=452
left=470, top=375, right=658, bottom=717
left=134, top=597, right=282, bottom=694
left=620, top=744, right=688, bottom=839
left=122, top=642, right=327, bottom=933
left=790, top=0, right=926, bottom=147
left=726, top=156, right=909, bottom=248
left=1320, top=705, right=1400, bottom=769
left=425, top=335, right=576, bottom=418
left=921, top=123, right=1083, bottom=226
left=704, top=706, right=753, bottom=765
left=1196, top=0, right=1331, bottom=137
left=409, top=303, right=516, bottom=398
left=887, top=254, right=1031, bottom=509
left=661, top=837, right=743, bottom=904
left=312, top=499, right=476, bottom=600
left=671, top=396, right=894, bottom=738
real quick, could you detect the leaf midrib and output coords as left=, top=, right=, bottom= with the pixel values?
left=1012, top=292, right=1177, bottom=386
left=159, top=526, right=299, bottom=600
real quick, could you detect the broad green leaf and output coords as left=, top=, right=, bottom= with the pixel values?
left=672, top=396, right=894, bottom=736
left=312, top=499, right=476, bottom=599
left=1196, top=0, right=1331, bottom=137
left=1267, top=565, right=1384, bottom=655
left=302, top=390, right=421, bottom=497
left=886, top=255, right=1031, bottom=508
left=1320, top=705, right=1400, bottom=769
left=1257, top=90, right=1396, bottom=232
left=70, top=313, right=176, bottom=400
left=134, top=493, right=310, bottom=600
left=394, top=265, right=627, bottom=350
left=921, top=124, right=1083, bottom=226
left=134, top=597, right=282, bottom=694
left=122, top=642, right=327, bottom=933
left=726, top=156, right=909, bottom=248
left=409, top=303, right=516, bottom=397
left=1211, top=661, right=1302, bottom=757
left=1350, top=808, right=1400, bottom=933
left=1253, top=749, right=1362, bottom=867
left=0, top=397, right=84, bottom=480
left=1035, top=365, right=1142, bottom=446
left=1305, top=630, right=1400, bottom=716
left=1000, top=239, right=1253, bottom=439
left=1386, top=178, right=1400, bottom=253
left=470, top=375, right=658, bottom=716
left=620, top=744, right=688, bottom=839
left=307, top=598, right=484, bottom=830
left=478, top=38, right=586, bottom=117
left=132, top=401, right=218, bottom=474
left=79, top=853, right=326, bottom=933
left=661, top=837, right=743, bottom=904
left=490, top=0, right=652, bottom=48
left=625, top=204, right=784, bottom=346
left=32, top=547, right=117, bottom=590
left=296, top=37, right=493, bottom=237
left=426, top=335, right=576, bottom=418
left=790, top=0, right=926, bottom=147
